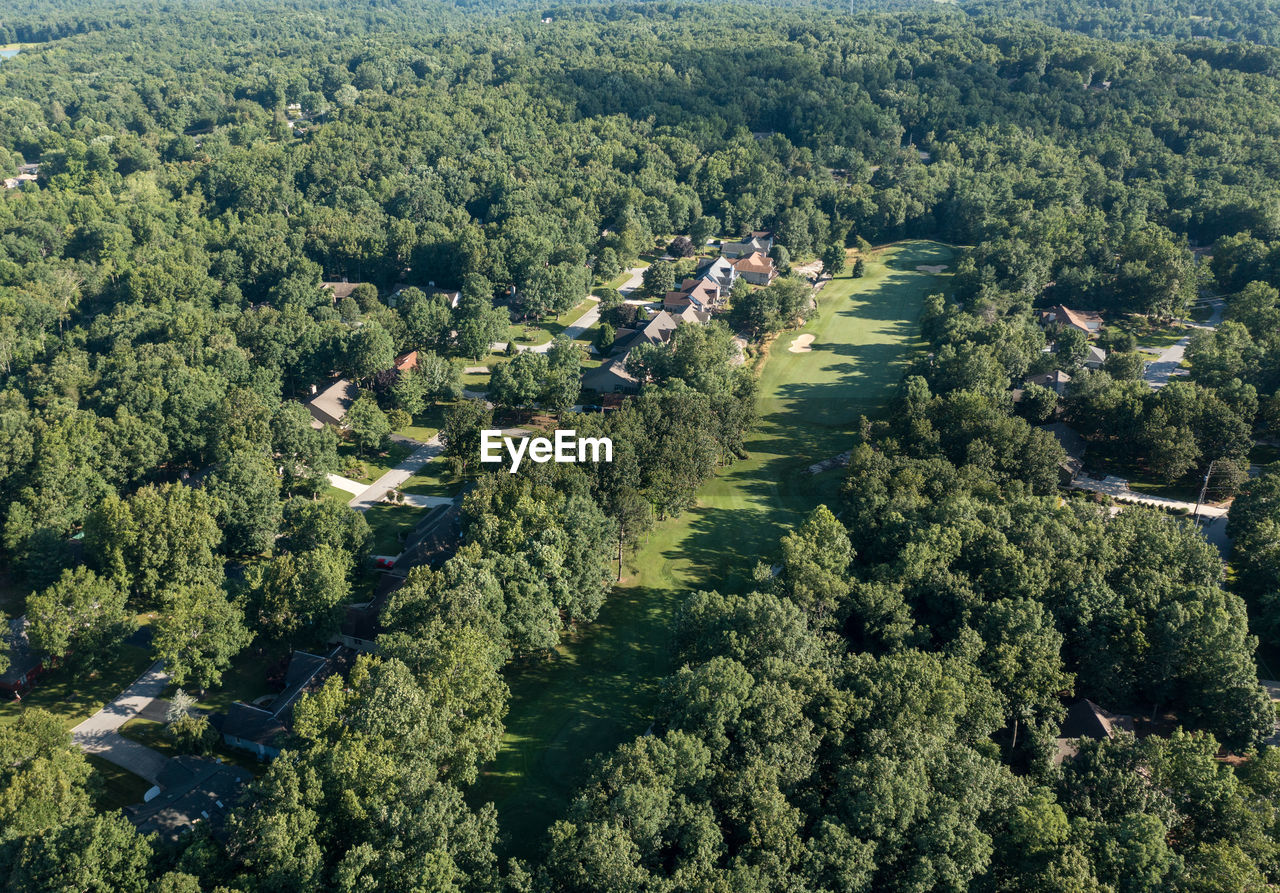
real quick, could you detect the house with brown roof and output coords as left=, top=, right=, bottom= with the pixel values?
left=394, top=351, right=418, bottom=372
left=730, top=251, right=778, bottom=286
left=321, top=280, right=369, bottom=302
left=662, top=278, right=723, bottom=314
left=1025, top=369, right=1072, bottom=396
left=1039, top=305, right=1104, bottom=337
left=306, top=379, right=360, bottom=429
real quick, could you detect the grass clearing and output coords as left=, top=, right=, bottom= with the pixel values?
left=474, top=239, right=954, bottom=858
left=402, top=461, right=464, bottom=498
left=507, top=298, right=600, bottom=346
left=0, top=641, right=155, bottom=729
left=364, top=503, right=426, bottom=555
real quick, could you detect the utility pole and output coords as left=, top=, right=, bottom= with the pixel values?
left=1192, top=459, right=1216, bottom=523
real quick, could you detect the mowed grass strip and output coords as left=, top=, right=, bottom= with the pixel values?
left=474, top=240, right=954, bottom=858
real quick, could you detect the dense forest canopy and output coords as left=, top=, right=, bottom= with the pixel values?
left=2, top=0, right=1280, bottom=889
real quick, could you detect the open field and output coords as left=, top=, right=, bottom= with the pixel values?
left=474, top=239, right=954, bottom=858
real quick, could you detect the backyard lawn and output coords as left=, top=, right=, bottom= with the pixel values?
left=473, top=239, right=954, bottom=857
left=394, top=404, right=448, bottom=444
left=507, top=297, right=598, bottom=347
left=401, top=461, right=464, bottom=499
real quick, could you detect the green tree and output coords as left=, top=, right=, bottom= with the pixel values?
left=977, top=598, right=1073, bottom=749
left=779, top=504, right=852, bottom=623
left=246, top=544, right=351, bottom=646
left=153, top=580, right=253, bottom=690
left=27, top=567, right=133, bottom=669
left=441, top=400, right=493, bottom=474
left=821, top=243, right=846, bottom=277
left=207, top=451, right=283, bottom=556
left=84, top=484, right=223, bottom=607
left=345, top=392, right=390, bottom=455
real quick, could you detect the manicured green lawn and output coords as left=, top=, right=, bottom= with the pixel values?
left=402, top=461, right=464, bottom=498
left=507, top=298, right=599, bottom=347
left=393, top=403, right=448, bottom=444
left=86, top=755, right=152, bottom=812
left=364, top=503, right=426, bottom=556
left=473, top=240, right=954, bottom=858
left=0, top=641, right=155, bottom=729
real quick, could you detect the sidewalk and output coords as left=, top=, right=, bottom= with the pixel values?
left=71, top=661, right=171, bottom=783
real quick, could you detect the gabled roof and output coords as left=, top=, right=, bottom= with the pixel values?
left=222, top=648, right=338, bottom=746
left=308, top=379, right=359, bottom=423
left=1026, top=370, right=1072, bottom=389
left=637, top=311, right=679, bottom=346
left=676, top=305, right=711, bottom=325
left=321, top=281, right=366, bottom=301
left=730, top=251, right=776, bottom=275
left=1041, top=305, right=1103, bottom=333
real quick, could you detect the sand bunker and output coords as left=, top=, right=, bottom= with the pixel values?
left=789, top=334, right=815, bottom=353
left=916, top=264, right=949, bottom=274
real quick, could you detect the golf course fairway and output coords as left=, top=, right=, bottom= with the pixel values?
left=474, top=239, right=955, bottom=857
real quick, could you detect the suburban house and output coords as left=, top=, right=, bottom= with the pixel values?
left=221, top=647, right=342, bottom=760
left=1084, top=345, right=1107, bottom=370
left=582, top=310, right=687, bottom=394
left=1053, top=699, right=1134, bottom=764
left=662, top=278, right=723, bottom=314
left=721, top=231, right=774, bottom=259
left=1039, top=305, right=1104, bottom=337
left=697, top=256, right=739, bottom=291
left=730, top=251, right=778, bottom=286
left=1025, top=369, right=1072, bottom=397
left=127, top=756, right=251, bottom=843
left=321, top=280, right=369, bottom=303
left=306, top=379, right=359, bottom=429
left=388, top=285, right=461, bottom=310
left=395, top=351, right=418, bottom=372
left=0, top=617, right=43, bottom=697
left=336, top=502, right=465, bottom=652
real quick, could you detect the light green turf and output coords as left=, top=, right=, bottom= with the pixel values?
left=473, top=240, right=954, bottom=858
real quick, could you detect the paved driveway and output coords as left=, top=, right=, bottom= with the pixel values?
left=348, top=437, right=446, bottom=512
left=71, top=661, right=171, bottom=783
left=1143, top=300, right=1224, bottom=390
